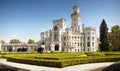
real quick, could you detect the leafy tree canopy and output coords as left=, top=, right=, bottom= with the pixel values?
left=0, top=40, right=6, bottom=44
left=9, top=39, right=21, bottom=44
left=27, top=39, right=36, bottom=44
left=109, top=25, right=120, bottom=51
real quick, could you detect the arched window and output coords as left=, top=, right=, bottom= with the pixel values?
left=54, top=26, right=58, bottom=30
left=55, top=45, right=59, bottom=51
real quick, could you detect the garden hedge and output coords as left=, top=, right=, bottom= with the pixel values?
left=6, top=57, right=62, bottom=67
left=2, top=52, right=120, bottom=68
left=6, top=55, right=120, bottom=68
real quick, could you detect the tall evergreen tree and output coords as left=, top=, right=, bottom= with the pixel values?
left=100, top=19, right=109, bottom=51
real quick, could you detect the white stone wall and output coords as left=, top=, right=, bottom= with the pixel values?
left=84, top=27, right=97, bottom=52
left=40, top=6, right=98, bottom=52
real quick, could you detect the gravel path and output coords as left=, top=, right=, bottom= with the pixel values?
left=0, top=64, right=30, bottom=71
left=0, top=59, right=115, bottom=71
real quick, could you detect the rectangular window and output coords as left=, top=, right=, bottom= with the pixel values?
left=80, top=43, right=82, bottom=47
left=83, top=42, right=85, bottom=47
left=75, top=49, right=76, bottom=52
left=92, top=42, right=94, bottom=47
left=87, top=42, right=90, bottom=47
left=78, top=37, right=79, bottom=39
left=64, top=43, right=66, bottom=46
left=83, top=48, right=85, bottom=51
left=92, top=37, right=94, bottom=41
left=67, top=32, right=68, bottom=34
left=64, top=37, right=66, bottom=40
left=74, top=19, right=76, bottom=21
left=88, top=48, right=89, bottom=51
left=87, top=37, right=90, bottom=41
left=81, top=37, right=82, bottom=41
left=78, top=43, right=79, bottom=46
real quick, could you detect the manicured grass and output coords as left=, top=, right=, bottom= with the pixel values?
left=1, top=52, right=120, bottom=68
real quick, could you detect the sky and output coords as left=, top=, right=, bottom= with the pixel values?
left=0, top=0, right=120, bottom=43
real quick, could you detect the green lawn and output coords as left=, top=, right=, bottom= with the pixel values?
left=1, top=52, right=120, bottom=68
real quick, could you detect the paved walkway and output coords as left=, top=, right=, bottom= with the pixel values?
left=0, top=59, right=114, bottom=71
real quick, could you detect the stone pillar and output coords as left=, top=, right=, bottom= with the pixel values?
left=59, top=43, right=62, bottom=52
left=50, top=44, right=54, bottom=51
left=5, top=46, right=7, bottom=52
left=12, top=46, right=14, bottom=52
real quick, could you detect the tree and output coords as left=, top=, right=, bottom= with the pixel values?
left=27, top=39, right=36, bottom=44
left=41, top=40, right=44, bottom=45
left=0, top=40, right=6, bottom=44
left=109, top=25, right=120, bottom=51
left=100, top=19, right=109, bottom=51
left=10, top=39, right=21, bottom=44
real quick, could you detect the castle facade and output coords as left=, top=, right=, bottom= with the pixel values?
left=40, top=6, right=98, bottom=52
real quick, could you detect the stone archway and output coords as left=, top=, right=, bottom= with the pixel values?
left=55, top=45, right=59, bottom=51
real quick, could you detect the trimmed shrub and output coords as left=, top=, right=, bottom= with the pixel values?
left=3, top=52, right=120, bottom=68
left=85, top=52, right=105, bottom=56
left=6, top=55, right=120, bottom=68
left=6, top=57, right=62, bottom=67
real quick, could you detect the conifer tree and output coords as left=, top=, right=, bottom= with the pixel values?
left=100, top=19, right=109, bottom=51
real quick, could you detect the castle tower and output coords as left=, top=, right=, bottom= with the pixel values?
left=51, top=18, right=67, bottom=52
left=71, top=6, right=82, bottom=33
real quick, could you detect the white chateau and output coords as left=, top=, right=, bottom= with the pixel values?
left=40, top=6, right=98, bottom=52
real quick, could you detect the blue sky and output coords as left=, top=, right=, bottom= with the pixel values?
left=0, top=0, right=120, bottom=43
